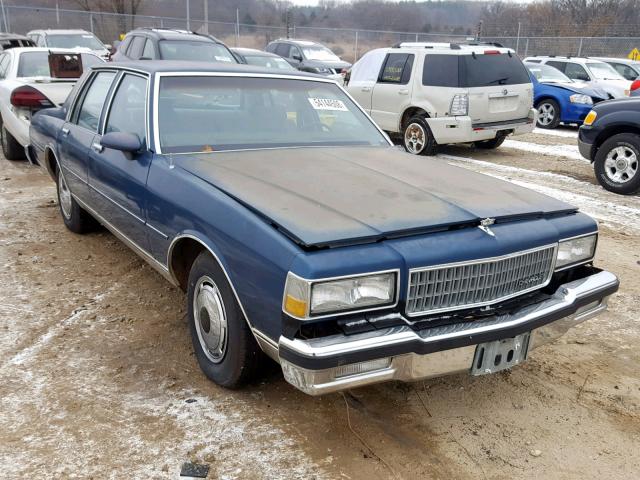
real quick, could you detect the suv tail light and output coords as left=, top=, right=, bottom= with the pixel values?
left=483, top=50, right=501, bottom=55
left=631, top=80, right=640, bottom=92
left=10, top=86, right=54, bottom=109
left=450, top=94, right=469, bottom=116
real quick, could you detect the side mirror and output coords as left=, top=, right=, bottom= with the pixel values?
left=101, top=132, right=142, bottom=154
left=292, top=54, right=302, bottom=62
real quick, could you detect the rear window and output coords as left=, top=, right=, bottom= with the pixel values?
left=17, top=52, right=102, bottom=78
left=422, top=53, right=530, bottom=88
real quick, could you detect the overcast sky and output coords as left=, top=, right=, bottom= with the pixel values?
left=288, top=0, right=530, bottom=5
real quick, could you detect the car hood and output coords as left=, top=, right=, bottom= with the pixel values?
left=592, top=78, right=631, bottom=96
left=544, top=81, right=608, bottom=99
left=303, top=59, right=351, bottom=70
left=178, top=146, right=577, bottom=248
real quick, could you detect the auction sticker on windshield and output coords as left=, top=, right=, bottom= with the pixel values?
left=308, top=98, right=348, bottom=111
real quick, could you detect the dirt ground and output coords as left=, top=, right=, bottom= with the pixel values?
left=1, top=129, right=639, bottom=479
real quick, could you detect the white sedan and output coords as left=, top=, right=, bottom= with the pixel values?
left=0, top=47, right=103, bottom=161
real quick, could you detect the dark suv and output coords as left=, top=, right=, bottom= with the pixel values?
left=266, top=39, right=350, bottom=81
left=112, top=28, right=236, bottom=63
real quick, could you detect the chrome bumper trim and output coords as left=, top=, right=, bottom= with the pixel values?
left=278, top=270, right=618, bottom=395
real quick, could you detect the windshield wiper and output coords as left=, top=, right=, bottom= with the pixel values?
left=485, top=77, right=509, bottom=85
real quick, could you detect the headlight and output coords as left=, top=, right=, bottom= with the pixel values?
left=570, top=94, right=593, bottom=105
left=283, top=271, right=397, bottom=318
left=556, top=234, right=597, bottom=270
left=583, top=110, right=597, bottom=126
left=450, top=94, right=469, bottom=116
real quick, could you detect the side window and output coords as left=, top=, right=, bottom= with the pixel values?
left=564, top=62, right=590, bottom=81
left=275, top=43, right=290, bottom=58
left=423, top=54, right=459, bottom=87
left=105, top=74, right=147, bottom=145
left=119, top=36, right=132, bottom=53
left=612, top=63, right=637, bottom=80
left=141, top=39, right=155, bottom=60
left=378, top=53, right=414, bottom=85
left=128, top=36, right=146, bottom=59
left=290, top=45, right=302, bottom=60
left=0, top=53, right=10, bottom=79
left=349, top=50, right=387, bottom=83
left=74, top=71, right=116, bottom=131
left=546, top=61, right=566, bottom=73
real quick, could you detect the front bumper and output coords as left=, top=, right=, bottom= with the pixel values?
left=279, top=270, right=618, bottom=395
left=426, top=108, right=536, bottom=144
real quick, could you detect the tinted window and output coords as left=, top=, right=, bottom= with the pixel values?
left=423, top=54, right=458, bottom=87
left=546, top=61, right=567, bottom=73
left=564, top=62, right=590, bottom=81
left=128, top=36, right=146, bottom=59
left=158, top=76, right=388, bottom=153
left=611, top=63, right=639, bottom=80
left=142, top=39, right=155, bottom=59
left=379, top=53, right=414, bottom=84
left=105, top=74, right=147, bottom=144
left=158, top=40, right=235, bottom=62
left=265, top=43, right=277, bottom=53
left=275, top=43, right=291, bottom=57
left=75, top=71, right=116, bottom=131
left=460, top=53, right=530, bottom=87
left=527, top=59, right=541, bottom=63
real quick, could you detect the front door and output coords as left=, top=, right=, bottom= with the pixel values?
left=87, top=72, right=151, bottom=250
left=371, top=53, right=414, bottom=132
left=59, top=70, right=117, bottom=201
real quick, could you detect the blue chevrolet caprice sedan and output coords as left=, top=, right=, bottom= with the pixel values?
left=29, top=61, right=619, bottom=395
left=526, top=62, right=608, bottom=129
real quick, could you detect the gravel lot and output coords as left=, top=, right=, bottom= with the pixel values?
left=1, top=128, right=639, bottom=479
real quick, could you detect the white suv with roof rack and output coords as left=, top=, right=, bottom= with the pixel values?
left=344, top=42, right=536, bottom=155
left=524, top=56, right=631, bottom=99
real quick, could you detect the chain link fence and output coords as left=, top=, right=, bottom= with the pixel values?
left=3, top=5, right=640, bottom=63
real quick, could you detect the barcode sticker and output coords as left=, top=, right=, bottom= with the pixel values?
left=308, top=98, right=348, bottom=111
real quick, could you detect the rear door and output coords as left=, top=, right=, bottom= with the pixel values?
left=346, top=49, right=386, bottom=112
left=59, top=70, right=116, bottom=201
left=370, top=52, right=414, bottom=132
left=87, top=72, right=151, bottom=249
left=464, top=51, right=533, bottom=124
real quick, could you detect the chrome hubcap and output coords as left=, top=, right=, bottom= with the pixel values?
left=58, top=173, right=72, bottom=219
left=604, top=146, right=638, bottom=184
left=404, top=123, right=425, bottom=154
left=193, top=276, right=227, bottom=363
left=537, top=103, right=555, bottom=126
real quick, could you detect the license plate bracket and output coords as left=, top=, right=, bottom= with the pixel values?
left=471, top=333, right=530, bottom=376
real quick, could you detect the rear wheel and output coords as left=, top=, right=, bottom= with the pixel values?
left=536, top=99, right=561, bottom=129
left=56, top=168, right=96, bottom=233
left=402, top=116, right=437, bottom=156
left=187, top=252, right=262, bottom=388
left=594, top=133, right=640, bottom=195
left=474, top=136, right=506, bottom=150
left=1, top=123, right=25, bottom=161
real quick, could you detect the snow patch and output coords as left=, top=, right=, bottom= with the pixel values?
left=503, top=139, right=587, bottom=162
left=533, top=128, right=579, bottom=139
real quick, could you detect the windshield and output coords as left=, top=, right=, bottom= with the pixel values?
left=526, top=63, right=572, bottom=83
left=243, top=55, right=294, bottom=70
left=586, top=62, right=625, bottom=80
left=46, top=33, right=105, bottom=50
left=158, top=76, right=388, bottom=153
left=301, top=45, right=341, bottom=62
left=17, top=52, right=102, bottom=78
left=159, top=40, right=235, bottom=62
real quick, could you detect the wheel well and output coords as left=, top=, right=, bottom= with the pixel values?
left=534, top=96, right=558, bottom=108
left=400, top=107, right=429, bottom=131
left=594, top=125, right=640, bottom=153
left=169, top=237, right=207, bottom=291
left=44, top=147, right=59, bottom=181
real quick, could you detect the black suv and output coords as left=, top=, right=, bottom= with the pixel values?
left=579, top=98, right=640, bottom=195
left=265, top=39, right=350, bottom=79
left=112, top=28, right=236, bottom=63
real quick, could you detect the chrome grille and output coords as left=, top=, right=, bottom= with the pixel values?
left=406, top=245, right=556, bottom=316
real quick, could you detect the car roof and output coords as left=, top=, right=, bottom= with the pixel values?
left=372, top=43, right=515, bottom=55
left=593, top=56, right=640, bottom=64
left=526, top=56, right=607, bottom=64
left=271, top=39, right=320, bottom=47
left=99, top=60, right=327, bottom=78
left=6, top=47, right=103, bottom=56
left=127, top=28, right=214, bottom=43
left=232, top=47, right=279, bottom=57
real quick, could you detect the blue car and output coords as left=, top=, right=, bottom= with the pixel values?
left=29, top=62, right=618, bottom=395
left=526, top=62, right=608, bottom=129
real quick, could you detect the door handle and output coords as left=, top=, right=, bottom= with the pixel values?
left=61, top=127, right=70, bottom=136
left=361, top=86, right=371, bottom=92
left=91, top=142, right=103, bottom=153
left=398, top=89, right=409, bottom=95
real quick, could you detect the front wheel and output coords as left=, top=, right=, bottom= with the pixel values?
left=594, top=133, right=640, bottom=195
left=536, top=99, right=561, bottom=129
left=474, top=136, right=506, bottom=150
left=402, top=116, right=437, bottom=156
left=187, top=252, right=262, bottom=388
